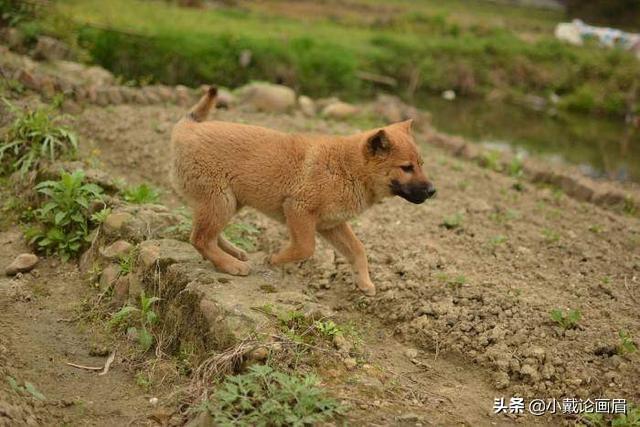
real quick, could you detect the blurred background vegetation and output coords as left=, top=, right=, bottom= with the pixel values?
left=3, top=0, right=639, bottom=119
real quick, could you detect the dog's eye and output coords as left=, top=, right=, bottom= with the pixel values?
left=400, top=164, right=414, bottom=173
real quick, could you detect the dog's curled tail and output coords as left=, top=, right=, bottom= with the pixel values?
left=187, top=86, right=217, bottom=122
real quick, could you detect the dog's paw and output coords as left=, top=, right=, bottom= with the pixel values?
left=358, top=282, right=377, bottom=297
left=234, top=250, right=249, bottom=261
left=219, top=259, right=251, bottom=276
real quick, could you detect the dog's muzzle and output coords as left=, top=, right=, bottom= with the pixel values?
left=391, top=180, right=436, bottom=204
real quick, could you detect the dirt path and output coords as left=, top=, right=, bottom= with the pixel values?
left=0, top=229, right=151, bottom=426
left=71, top=102, right=639, bottom=423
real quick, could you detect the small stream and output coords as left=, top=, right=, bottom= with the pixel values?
left=420, top=97, right=640, bottom=183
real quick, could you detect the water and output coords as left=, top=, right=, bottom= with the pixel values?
left=420, top=97, right=640, bottom=183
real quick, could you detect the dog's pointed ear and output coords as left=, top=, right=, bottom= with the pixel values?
left=366, top=130, right=391, bottom=156
left=401, top=119, right=414, bottom=132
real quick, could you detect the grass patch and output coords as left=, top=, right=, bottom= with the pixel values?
left=0, top=99, right=78, bottom=176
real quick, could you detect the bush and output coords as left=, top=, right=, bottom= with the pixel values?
left=0, top=100, right=78, bottom=176
left=26, top=170, right=104, bottom=260
left=206, top=364, right=345, bottom=426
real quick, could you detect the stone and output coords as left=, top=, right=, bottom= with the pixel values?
left=520, top=364, right=540, bottom=383
left=142, top=87, right=161, bottom=104
left=493, top=371, right=510, bottom=389
left=442, top=90, right=456, bottom=101
left=100, top=240, right=133, bottom=260
left=247, top=347, right=269, bottom=361
left=34, top=36, right=71, bottom=61
left=298, top=95, right=316, bottom=116
left=113, top=276, right=130, bottom=305
left=139, top=244, right=161, bottom=268
left=17, top=69, right=39, bottom=91
left=99, top=264, right=120, bottom=291
left=106, top=87, right=123, bottom=104
left=119, top=87, right=137, bottom=103
left=138, top=239, right=200, bottom=268
left=185, top=411, right=214, bottom=427
left=95, top=88, right=110, bottom=106
left=372, top=94, right=404, bottom=123
left=235, top=82, right=296, bottom=113
left=85, top=66, right=114, bottom=86
left=5, top=254, right=39, bottom=276
left=175, top=85, right=194, bottom=106
left=132, top=90, right=149, bottom=105
left=343, top=357, right=357, bottom=370
left=333, top=334, right=349, bottom=352
left=2, top=27, right=24, bottom=49
left=321, top=101, right=359, bottom=120
left=404, top=348, right=419, bottom=359
left=103, top=212, right=133, bottom=234
left=216, top=88, right=236, bottom=109
left=154, top=85, right=176, bottom=103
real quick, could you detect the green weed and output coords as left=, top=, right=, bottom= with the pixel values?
left=26, top=170, right=104, bottom=261
left=618, top=330, right=637, bottom=355
left=541, top=227, right=560, bottom=243
left=135, top=371, right=153, bottom=392
left=550, top=308, right=581, bottom=330
left=480, top=150, right=503, bottom=172
left=612, top=405, right=640, bottom=427
left=223, top=222, right=259, bottom=251
left=110, top=291, right=160, bottom=352
left=623, top=196, right=637, bottom=216
left=490, top=208, right=520, bottom=224
left=164, top=207, right=192, bottom=239
left=204, top=364, right=345, bottom=426
left=313, top=320, right=343, bottom=338
left=508, top=154, right=524, bottom=178
left=90, top=207, right=111, bottom=224
left=6, top=376, right=46, bottom=400
left=118, top=248, right=137, bottom=275
left=0, top=100, right=78, bottom=176
left=489, top=235, right=508, bottom=248
left=441, top=212, right=464, bottom=230
left=122, top=183, right=160, bottom=204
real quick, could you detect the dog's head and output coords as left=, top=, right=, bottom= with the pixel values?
left=361, top=120, right=436, bottom=204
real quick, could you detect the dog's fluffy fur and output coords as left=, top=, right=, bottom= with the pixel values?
left=171, top=87, right=435, bottom=295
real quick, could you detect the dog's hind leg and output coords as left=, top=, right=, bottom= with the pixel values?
left=320, top=222, right=375, bottom=296
left=190, top=193, right=250, bottom=276
left=218, top=236, right=248, bottom=261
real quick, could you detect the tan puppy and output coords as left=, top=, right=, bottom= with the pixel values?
left=171, top=87, right=436, bottom=296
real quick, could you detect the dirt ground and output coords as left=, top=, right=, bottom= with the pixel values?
left=1, top=98, right=639, bottom=426
left=0, top=229, right=151, bottom=426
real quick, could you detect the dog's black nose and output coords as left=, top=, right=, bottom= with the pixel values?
left=426, top=183, right=437, bottom=199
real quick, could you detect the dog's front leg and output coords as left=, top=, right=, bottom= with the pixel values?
left=320, top=222, right=376, bottom=296
left=269, top=208, right=316, bottom=265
